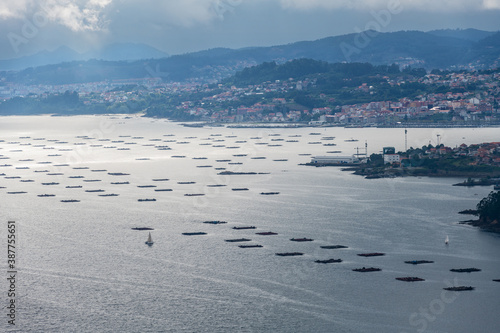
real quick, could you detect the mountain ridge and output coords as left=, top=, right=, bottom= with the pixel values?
left=1, top=29, right=499, bottom=85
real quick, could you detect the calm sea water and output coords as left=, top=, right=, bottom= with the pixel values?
left=1, top=115, right=499, bottom=333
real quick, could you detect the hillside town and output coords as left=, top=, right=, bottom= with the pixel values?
left=1, top=66, right=499, bottom=126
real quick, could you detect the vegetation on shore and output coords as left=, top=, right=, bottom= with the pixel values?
left=464, top=191, right=500, bottom=233
left=351, top=143, right=500, bottom=180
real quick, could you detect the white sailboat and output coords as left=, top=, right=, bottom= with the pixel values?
left=145, top=232, right=154, bottom=246
left=445, top=235, right=449, bottom=245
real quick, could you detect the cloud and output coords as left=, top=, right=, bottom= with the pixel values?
left=483, top=0, right=500, bottom=9
left=0, top=0, right=112, bottom=31
left=279, top=0, right=500, bottom=12
left=0, top=0, right=30, bottom=19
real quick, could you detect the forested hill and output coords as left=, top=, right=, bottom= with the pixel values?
left=223, top=59, right=405, bottom=87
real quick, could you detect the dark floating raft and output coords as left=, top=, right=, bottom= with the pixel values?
left=358, top=253, right=385, bottom=257
left=352, top=267, right=381, bottom=272
left=290, top=238, right=313, bottom=242
left=225, top=238, right=251, bottom=242
left=276, top=252, right=303, bottom=256
left=315, top=258, right=342, bottom=264
left=321, top=245, right=348, bottom=249
left=404, top=260, right=434, bottom=265
left=443, top=286, right=474, bottom=291
left=396, top=277, right=425, bottom=282
left=450, top=268, right=481, bottom=273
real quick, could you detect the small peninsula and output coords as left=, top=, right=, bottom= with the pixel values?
left=313, top=142, right=500, bottom=182
left=461, top=191, right=500, bottom=233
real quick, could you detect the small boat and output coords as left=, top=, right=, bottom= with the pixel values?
left=138, top=198, right=156, bottom=202
left=177, top=181, right=195, bottom=184
left=352, top=267, right=381, bottom=272
left=225, top=238, right=251, bottom=242
left=99, top=194, right=119, bottom=197
left=155, top=189, right=173, bottom=192
left=38, top=194, right=55, bottom=197
left=232, top=188, right=249, bottom=191
left=66, top=185, right=82, bottom=188
left=152, top=179, right=169, bottom=182
left=358, top=252, right=385, bottom=257
left=203, top=221, right=227, bottom=224
left=276, top=252, right=303, bottom=256
left=443, top=286, right=474, bottom=291
left=61, top=199, right=80, bottom=203
left=238, top=244, right=263, bottom=248
left=233, top=226, right=256, bottom=230
left=132, top=227, right=154, bottom=231
left=85, top=189, right=105, bottom=192
left=395, top=277, right=425, bottom=282
left=7, top=191, right=27, bottom=194
left=108, top=172, right=130, bottom=176
left=184, top=193, right=205, bottom=197
left=138, top=185, right=157, bottom=188
left=445, top=235, right=449, bottom=245
left=42, top=182, right=59, bottom=185
left=145, top=232, right=154, bottom=246
left=182, top=232, right=207, bottom=236
left=450, top=268, right=481, bottom=273
left=315, top=259, right=342, bottom=264
left=111, top=182, right=129, bottom=185
left=260, top=192, right=280, bottom=195
left=256, top=232, right=278, bottom=235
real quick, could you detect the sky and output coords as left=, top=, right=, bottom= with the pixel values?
left=1, top=0, right=500, bottom=60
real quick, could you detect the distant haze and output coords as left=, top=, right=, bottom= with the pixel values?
left=0, top=0, right=499, bottom=60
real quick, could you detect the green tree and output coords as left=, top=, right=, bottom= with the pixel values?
left=476, top=191, right=500, bottom=222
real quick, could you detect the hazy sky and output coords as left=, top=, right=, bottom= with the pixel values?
left=1, top=0, right=500, bottom=60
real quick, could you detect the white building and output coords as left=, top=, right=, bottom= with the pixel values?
left=384, top=154, right=401, bottom=164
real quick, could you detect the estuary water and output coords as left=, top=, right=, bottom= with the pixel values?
left=1, top=115, right=499, bottom=333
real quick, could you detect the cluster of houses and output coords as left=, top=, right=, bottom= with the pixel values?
left=383, top=142, right=500, bottom=167
left=1, top=67, right=499, bottom=125
left=172, top=70, right=500, bottom=124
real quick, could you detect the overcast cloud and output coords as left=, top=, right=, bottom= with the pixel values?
left=1, top=0, right=499, bottom=60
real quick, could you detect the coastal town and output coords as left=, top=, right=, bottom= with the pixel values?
left=1, top=64, right=500, bottom=126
